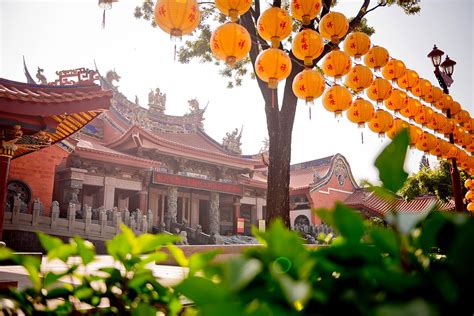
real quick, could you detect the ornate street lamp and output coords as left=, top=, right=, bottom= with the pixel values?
left=427, top=45, right=463, bottom=212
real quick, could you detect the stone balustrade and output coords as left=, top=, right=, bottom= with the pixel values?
left=3, top=196, right=152, bottom=242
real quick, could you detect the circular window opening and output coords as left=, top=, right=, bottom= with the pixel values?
left=5, top=180, right=31, bottom=212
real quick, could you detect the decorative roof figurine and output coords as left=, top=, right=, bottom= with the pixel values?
left=222, top=127, right=242, bottom=154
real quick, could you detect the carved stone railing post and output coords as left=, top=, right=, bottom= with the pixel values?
left=113, top=210, right=122, bottom=233
left=99, top=207, right=107, bottom=236
left=32, top=198, right=42, bottom=226
left=166, top=186, right=178, bottom=231
left=84, top=205, right=92, bottom=234
left=136, top=209, right=143, bottom=232
left=50, top=201, right=60, bottom=229
left=124, top=208, right=130, bottom=226
left=147, top=209, right=153, bottom=232
left=209, top=192, right=220, bottom=236
left=142, top=215, right=148, bottom=234
left=130, top=216, right=137, bottom=233
left=67, top=203, right=76, bottom=232
left=12, top=195, right=21, bottom=223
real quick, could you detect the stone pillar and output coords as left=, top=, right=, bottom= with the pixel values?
left=123, top=208, right=130, bottom=226
left=142, top=215, right=148, bottom=234
left=99, top=207, right=107, bottom=236
left=84, top=205, right=92, bottom=234
left=56, top=167, right=87, bottom=215
left=67, top=202, right=76, bottom=231
left=50, top=201, right=60, bottom=229
left=233, top=197, right=241, bottom=234
left=138, top=191, right=148, bottom=212
left=209, top=192, right=220, bottom=235
left=32, top=198, right=42, bottom=226
left=166, top=186, right=178, bottom=231
left=147, top=209, right=153, bottom=232
left=114, top=210, right=122, bottom=233
left=103, top=177, right=116, bottom=211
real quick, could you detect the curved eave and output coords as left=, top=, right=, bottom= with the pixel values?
left=108, top=125, right=260, bottom=169
left=75, top=146, right=160, bottom=169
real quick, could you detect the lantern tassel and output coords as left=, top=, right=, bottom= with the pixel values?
left=361, top=131, right=364, bottom=144
left=102, top=9, right=106, bottom=28
left=309, top=106, right=311, bottom=120
left=174, top=44, right=177, bottom=62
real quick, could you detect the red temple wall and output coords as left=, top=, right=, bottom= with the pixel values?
left=9, top=145, right=69, bottom=214
left=309, top=174, right=357, bottom=225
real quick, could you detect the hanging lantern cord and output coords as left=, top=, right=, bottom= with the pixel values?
left=102, top=9, right=106, bottom=28
left=309, top=106, right=312, bottom=120
left=361, top=131, right=364, bottom=144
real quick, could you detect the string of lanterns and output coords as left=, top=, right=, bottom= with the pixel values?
left=152, top=0, right=474, bottom=186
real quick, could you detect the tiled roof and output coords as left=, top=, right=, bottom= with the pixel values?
left=0, top=78, right=112, bottom=159
left=76, top=135, right=159, bottom=167
left=290, top=165, right=331, bottom=190
left=0, top=78, right=112, bottom=116
left=344, top=188, right=455, bottom=216
left=108, top=125, right=260, bottom=168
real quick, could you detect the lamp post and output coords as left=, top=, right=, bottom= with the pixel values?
left=427, top=45, right=464, bottom=212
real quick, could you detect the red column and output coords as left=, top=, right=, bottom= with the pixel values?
left=233, top=197, right=241, bottom=234
left=0, top=154, right=12, bottom=240
left=138, top=191, right=148, bottom=212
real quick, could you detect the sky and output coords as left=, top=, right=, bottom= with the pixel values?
left=1, top=0, right=473, bottom=183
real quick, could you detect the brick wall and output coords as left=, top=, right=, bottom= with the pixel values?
left=9, top=145, right=69, bottom=214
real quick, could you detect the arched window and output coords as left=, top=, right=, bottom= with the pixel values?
left=294, top=214, right=310, bottom=227
left=5, top=180, right=31, bottom=212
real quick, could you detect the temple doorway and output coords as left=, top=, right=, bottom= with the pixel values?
left=199, top=200, right=210, bottom=234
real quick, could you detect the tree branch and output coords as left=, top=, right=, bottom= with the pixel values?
left=365, top=1, right=387, bottom=15
left=348, top=0, right=371, bottom=31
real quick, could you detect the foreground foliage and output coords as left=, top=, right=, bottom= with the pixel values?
left=1, top=130, right=473, bottom=315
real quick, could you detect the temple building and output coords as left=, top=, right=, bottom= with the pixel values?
left=4, top=65, right=361, bottom=244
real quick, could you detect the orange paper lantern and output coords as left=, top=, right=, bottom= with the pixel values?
left=364, top=46, right=389, bottom=70
left=415, top=131, right=437, bottom=153
left=322, top=48, right=352, bottom=79
left=414, top=105, right=434, bottom=127
left=430, top=86, right=443, bottom=105
left=366, top=77, right=392, bottom=104
left=215, top=0, right=252, bottom=21
left=408, top=124, right=422, bottom=147
left=368, top=109, right=393, bottom=137
left=257, top=7, right=292, bottom=48
left=210, top=22, right=251, bottom=66
left=154, top=0, right=200, bottom=37
left=292, top=29, right=324, bottom=67
left=290, top=0, right=322, bottom=25
left=322, top=85, right=353, bottom=117
left=400, top=97, right=422, bottom=121
left=448, top=100, right=461, bottom=116
left=435, top=93, right=453, bottom=112
left=387, top=118, right=409, bottom=140
left=384, top=88, right=408, bottom=114
left=382, top=59, right=406, bottom=82
left=255, top=48, right=292, bottom=89
left=344, top=64, right=373, bottom=92
left=343, top=32, right=371, bottom=59
left=455, top=109, right=471, bottom=126
left=346, top=97, right=374, bottom=128
left=292, top=69, right=325, bottom=103
left=397, top=69, right=420, bottom=92
left=411, top=78, right=433, bottom=99
left=427, top=112, right=447, bottom=133
left=319, top=11, right=349, bottom=43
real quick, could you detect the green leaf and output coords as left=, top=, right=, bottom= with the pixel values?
left=370, top=227, right=399, bottom=258
left=132, top=303, right=158, bottom=316
left=74, top=287, right=94, bottom=300
left=273, top=272, right=311, bottom=311
left=138, top=251, right=169, bottom=267
left=168, top=245, right=189, bottom=267
left=73, top=237, right=95, bottom=265
left=222, top=257, right=262, bottom=292
left=44, top=271, right=66, bottom=288
left=176, top=276, right=229, bottom=304
left=374, top=128, right=409, bottom=193
left=47, top=244, right=77, bottom=262
left=15, top=255, right=41, bottom=290
left=333, top=203, right=364, bottom=242
left=136, top=233, right=180, bottom=254
left=0, top=247, right=13, bottom=261
left=37, top=232, right=64, bottom=252
left=45, top=286, right=72, bottom=299
left=188, top=250, right=221, bottom=276
left=106, top=230, right=132, bottom=261
left=375, top=298, right=438, bottom=316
